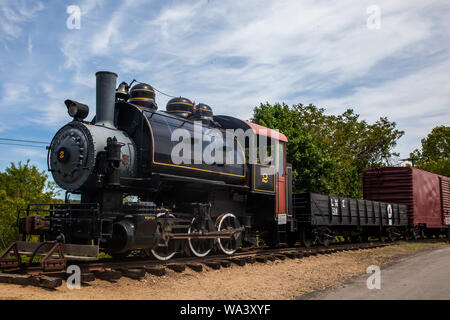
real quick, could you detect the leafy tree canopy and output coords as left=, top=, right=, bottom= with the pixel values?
left=251, top=103, right=404, bottom=198
left=0, top=160, right=60, bottom=248
left=410, top=125, right=449, bottom=176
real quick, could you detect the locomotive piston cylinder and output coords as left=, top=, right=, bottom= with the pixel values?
left=95, top=71, right=118, bottom=128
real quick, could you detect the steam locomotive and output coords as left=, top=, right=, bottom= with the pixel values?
left=17, top=71, right=293, bottom=260
left=10, top=71, right=448, bottom=264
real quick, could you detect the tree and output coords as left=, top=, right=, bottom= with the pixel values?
left=410, top=126, right=449, bottom=176
left=251, top=103, right=404, bottom=197
left=0, top=160, right=60, bottom=248
left=251, top=102, right=334, bottom=194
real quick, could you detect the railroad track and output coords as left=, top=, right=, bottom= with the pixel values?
left=0, top=239, right=446, bottom=289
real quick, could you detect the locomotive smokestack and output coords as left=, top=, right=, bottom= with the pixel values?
left=95, top=71, right=118, bottom=128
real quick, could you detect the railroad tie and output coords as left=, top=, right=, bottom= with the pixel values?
left=36, top=271, right=95, bottom=283
left=255, top=256, right=268, bottom=263
left=244, top=256, right=256, bottom=264
left=265, top=255, right=276, bottom=262
left=230, top=258, right=246, bottom=266
left=119, top=268, right=146, bottom=280
left=187, top=263, right=203, bottom=272
left=0, top=273, right=60, bottom=289
left=218, top=260, right=231, bottom=268
left=166, top=263, right=186, bottom=273
left=204, top=261, right=221, bottom=270
left=284, top=252, right=298, bottom=259
left=33, top=275, right=63, bottom=289
left=145, top=266, right=166, bottom=277
left=0, top=273, right=32, bottom=286
left=273, top=254, right=287, bottom=261
left=81, top=273, right=96, bottom=282
left=93, top=269, right=122, bottom=281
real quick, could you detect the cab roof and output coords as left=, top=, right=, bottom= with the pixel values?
left=213, top=115, right=288, bottom=142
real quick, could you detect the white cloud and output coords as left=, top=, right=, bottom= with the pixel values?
left=30, top=101, right=72, bottom=127
left=117, top=0, right=444, bottom=111
left=11, top=147, right=46, bottom=159
left=0, top=1, right=44, bottom=40
left=0, top=83, right=30, bottom=104
left=27, top=34, right=32, bottom=53
left=315, top=58, right=450, bottom=156
left=0, top=0, right=445, bottom=162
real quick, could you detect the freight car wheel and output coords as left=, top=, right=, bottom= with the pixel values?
left=387, top=228, right=398, bottom=242
left=318, top=227, right=333, bottom=247
left=320, top=234, right=331, bottom=247
left=188, top=217, right=213, bottom=257
left=286, top=232, right=299, bottom=247
left=216, top=213, right=242, bottom=255
left=410, top=229, right=419, bottom=241
left=301, top=229, right=313, bottom=248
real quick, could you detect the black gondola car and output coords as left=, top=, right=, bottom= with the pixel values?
left=292, top=192, right=408, bottom=246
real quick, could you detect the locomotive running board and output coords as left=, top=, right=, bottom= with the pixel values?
left=0, top=241, right=99, bottom=271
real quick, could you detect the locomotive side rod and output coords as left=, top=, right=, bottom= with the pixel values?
left=168, top=227, right=245, bottom=240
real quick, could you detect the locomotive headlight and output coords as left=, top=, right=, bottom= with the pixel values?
left=65, top=99, right=89, bottom=120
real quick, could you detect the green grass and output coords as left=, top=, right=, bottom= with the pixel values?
left=98, top=252, right=112, bottom=259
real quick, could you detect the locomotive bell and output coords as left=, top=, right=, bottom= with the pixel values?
left=128, top=83, right=157, bottom=110
left=116, top=81, right=130, bottom=100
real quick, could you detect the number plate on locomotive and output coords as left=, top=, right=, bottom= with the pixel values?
left=277, top=214, right=287, bottom=225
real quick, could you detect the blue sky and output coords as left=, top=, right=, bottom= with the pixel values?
left=0, top=0, right=449, bottom=175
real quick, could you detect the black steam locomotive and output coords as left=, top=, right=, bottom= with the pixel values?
left=15, top=71, right=294, bottom=261
left=7, top=71, right=415, bottom=265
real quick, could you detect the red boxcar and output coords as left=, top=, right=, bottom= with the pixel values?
left=363, top=167, right=450, bottom=231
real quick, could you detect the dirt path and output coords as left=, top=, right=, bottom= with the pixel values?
left=0, top=242, right=447, bottom=300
